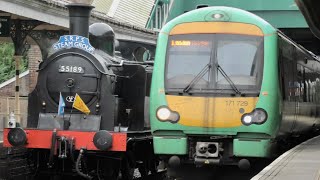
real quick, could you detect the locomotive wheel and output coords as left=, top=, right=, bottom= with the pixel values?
left=0, top=146, right=33, bottom=180
left=137, top=158, right=158, bottom=177
left=102, top=168, right=120, bottom=180
left=97, top=161, right=120, bottom=180
left=138, top=163, right=148, bottom=177
left=120, top=153, right=135, bottom=180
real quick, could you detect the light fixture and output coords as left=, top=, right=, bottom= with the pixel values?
left=7, top=128, right=27, bottom=146
left=156, top=106, right=180, bottom=123
left=241, top=108, right=268, bottom=126
left=213, top=13, right=224, bottom=19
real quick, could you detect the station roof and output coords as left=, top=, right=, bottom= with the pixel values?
left=41, top=0, right=155, bottom=28
left=296, top=0, right=320, bottom=39
left=0, top=0, right=157, bottom=43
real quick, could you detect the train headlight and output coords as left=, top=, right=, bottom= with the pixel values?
left=241, top=108, right=268, bottom=126
left=213, top=13, right=223, bottom=19
left=156, top=106, right=180, bottom=123
left=7, top=128, right=27, bottom=147
left=242, top=115, right=252, bottom=124
left=157, top=107, right=171, bottom=120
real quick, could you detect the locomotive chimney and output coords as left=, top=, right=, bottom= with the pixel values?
left=66, top=1, right=94, bottom=37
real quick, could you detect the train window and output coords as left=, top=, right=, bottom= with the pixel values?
left=165, top=34, right=264, bottom=93
left=296, top=64, right=305, bottom=102
left=278, top=53, right=285, bottom=100
left=305, top=80, right=309, bottom=102
left=280, top=58, right=295, bottom=101
left=216, top=34, right=263, bottom=89
left=133, top=47, right=151, bottom=62
left=166, top=34, right=212, bottom=89
left=316, top=79, right=320, bottom=103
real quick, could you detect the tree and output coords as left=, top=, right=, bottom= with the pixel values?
left=0, top=42, right=28, bottom=84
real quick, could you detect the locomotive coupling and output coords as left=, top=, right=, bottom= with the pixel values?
left=196, top=142, right=219, bottom=158
left=194, top=157, right=220, bottom=166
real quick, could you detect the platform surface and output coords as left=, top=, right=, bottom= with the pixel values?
left=252, top=135, right=320, bottom=180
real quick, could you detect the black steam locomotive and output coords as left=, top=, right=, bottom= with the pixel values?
left=3, top=3, right=156, bottom=179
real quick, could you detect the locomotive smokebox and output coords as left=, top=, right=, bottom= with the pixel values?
left=66, top=3, right=94, bottom=37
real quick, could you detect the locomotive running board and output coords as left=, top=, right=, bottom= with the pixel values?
left=3, top=128, right=127, bottom=151
left=37, top=113, right=101, bottom=131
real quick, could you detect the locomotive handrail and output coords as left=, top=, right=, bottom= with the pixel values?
left=106, top=60, right=124, bottom=68
left=113, top=55, right=155, bottom=65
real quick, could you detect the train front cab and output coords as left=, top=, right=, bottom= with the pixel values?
left=150, top=7, right=280, bottom=167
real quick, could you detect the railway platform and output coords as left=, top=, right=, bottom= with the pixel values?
left=252, top=135, right=320, bottom=180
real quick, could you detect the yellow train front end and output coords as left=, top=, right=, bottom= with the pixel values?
left=150, top=7, right=279, bottom=170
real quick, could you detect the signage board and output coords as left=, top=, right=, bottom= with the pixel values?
left=0, top=17, right=10, bottom=37
left=53, top=35, right=95, bottom=54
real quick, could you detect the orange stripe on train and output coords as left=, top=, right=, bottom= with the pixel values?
left=169, top=22, right=264, bottom=36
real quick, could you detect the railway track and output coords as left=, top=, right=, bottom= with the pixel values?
left=135, top=170, right=167, bottom=180
left=0, top=143, right=32, bottom=180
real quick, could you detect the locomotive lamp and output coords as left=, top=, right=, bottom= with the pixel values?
left=8, top=112, right=16, bottom=128
left=241, top=108, right=268, bottom=126
left=95, top=103, right=100, bottom=112
left=7, top=128, right=27, bottom=147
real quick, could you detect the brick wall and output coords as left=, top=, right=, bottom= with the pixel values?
left=0, top=44, right=42, bottom=97
left=0, top=75, right=30, bottom=97
left=28, top=45, right=42, bottom=92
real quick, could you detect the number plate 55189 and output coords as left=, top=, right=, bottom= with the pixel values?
left=59, top=65, right=84, bottom=74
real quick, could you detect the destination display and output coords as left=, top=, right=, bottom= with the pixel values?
left=171, top=40, right=210, bottom=47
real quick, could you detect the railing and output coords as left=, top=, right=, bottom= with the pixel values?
left=146, top=0, right=172, bottom=30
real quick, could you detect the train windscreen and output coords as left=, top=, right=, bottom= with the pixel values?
left=165, top=34, right=264, bottom=94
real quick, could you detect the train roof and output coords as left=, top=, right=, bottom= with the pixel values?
left=278, top=30, right=320, bottom=62
left=160, top=6, right=277, bottom=36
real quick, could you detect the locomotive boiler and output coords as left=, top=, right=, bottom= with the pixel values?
left=2, top=3, right=156, bottom=180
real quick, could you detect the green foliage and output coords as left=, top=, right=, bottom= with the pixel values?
left=0, top=42, right=28, bottom=84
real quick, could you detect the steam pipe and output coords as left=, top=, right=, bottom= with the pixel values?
left=66, top=3, right=94, bottom=37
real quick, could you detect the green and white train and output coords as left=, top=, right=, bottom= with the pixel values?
left=150, top=6, right=320, bottom=169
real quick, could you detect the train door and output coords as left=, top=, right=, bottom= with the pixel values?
left=291, top=49, right=300, bottom=133
left=278, top=42, right=297, bottom=135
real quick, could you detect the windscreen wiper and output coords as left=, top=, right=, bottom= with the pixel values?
left=183, top=64, right=211, bottom=93
left=216, top=64, right=242, bottom=95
